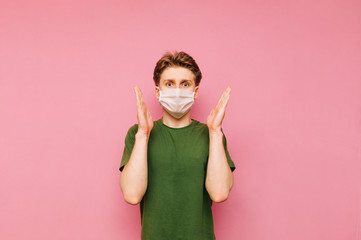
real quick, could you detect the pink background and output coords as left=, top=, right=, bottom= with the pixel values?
left=1, top=0, right=360, bottom=239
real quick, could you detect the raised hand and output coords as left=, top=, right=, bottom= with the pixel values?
left=134, top=85, right=153, bottom=136
left=206, top=86, right=231, bottom=133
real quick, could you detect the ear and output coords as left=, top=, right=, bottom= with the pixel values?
left=155, top=86, right=160, bottom=99
left=194, top=86, right=199, bottom=99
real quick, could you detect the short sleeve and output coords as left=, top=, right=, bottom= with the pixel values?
left=221, top=129, right=236, bottom=172
left=119, top=124, right=139, bottom=172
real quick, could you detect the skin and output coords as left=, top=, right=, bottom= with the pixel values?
left=119, top=66, right=233, bottom=204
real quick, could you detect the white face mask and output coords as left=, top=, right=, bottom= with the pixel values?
left=156, top=86, right=198, bottom=119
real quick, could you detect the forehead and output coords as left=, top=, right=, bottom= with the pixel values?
left=160, top=67, right=196, bottom=83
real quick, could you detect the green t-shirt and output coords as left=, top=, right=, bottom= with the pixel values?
left=119, top=118, right=235, bottom=240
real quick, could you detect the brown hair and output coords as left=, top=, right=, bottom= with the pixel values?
left=153, top=51, right=202, bottom=86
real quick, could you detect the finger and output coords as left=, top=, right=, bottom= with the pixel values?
left=215, top=89, right=226, bottom=106
left=134, top=86, right=141, bottom=108
left=220, top=87, right=231, bottom=109
left=137, top=86, right=143, bottom=97
left=223, top=92, right=231, bottom=109
left=222, top=87, right=231, bottom=101
left=147, top=109, right=153, bottom=121
left=221, top=87, right=228, bottom=99
left=214, top=97, right=228, bottom=117
left=223, top=86, right=231, bottom=101
left=135, top=86, right=145, bottom=111
left=137, top=86, right=145, bottom=105
left=134, top=86, right=139, bottom=102
left=219, top=94, right=230, bottom=112
left=210, top=109, right=215, bottom=117
left=226, top=86, right=231, bottom=94
left=216, top=88, right=228, bottom=110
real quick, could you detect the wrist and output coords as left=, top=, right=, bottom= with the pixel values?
left=135, top=130, right=150, bottom=141
left=208, top=128, right=223, bottom=138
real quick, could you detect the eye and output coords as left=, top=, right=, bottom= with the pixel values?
left=183, top=83, right=189, bottom=87
left=166, top=82, right=172, bottom=87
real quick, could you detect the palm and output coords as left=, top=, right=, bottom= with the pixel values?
left=134, top=85, right=153, bottom=135
left=206, top=86, right=231, bottom=132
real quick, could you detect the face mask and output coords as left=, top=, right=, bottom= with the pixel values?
left=156, top=87, right=198, bottom=119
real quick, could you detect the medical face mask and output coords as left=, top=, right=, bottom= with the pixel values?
left=156, top=86, right=198, bottom=119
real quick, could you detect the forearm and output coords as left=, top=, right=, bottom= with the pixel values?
left=120, top=131, right=148, bottom=205
left=205, top=129, right=233, bottom=203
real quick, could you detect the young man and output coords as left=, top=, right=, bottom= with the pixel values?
left=119, top=51, right=236, bottom=240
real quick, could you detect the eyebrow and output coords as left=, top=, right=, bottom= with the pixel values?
left=163, top=79, right=192, bottom=82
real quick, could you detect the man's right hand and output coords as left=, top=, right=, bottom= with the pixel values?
left=134, top=85, right=153, bottom=137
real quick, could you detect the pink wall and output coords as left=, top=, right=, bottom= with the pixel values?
left=1, top=0, right=360, bottom=239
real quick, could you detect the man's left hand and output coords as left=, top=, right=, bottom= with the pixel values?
left=206, top=86, right=231, bottom=133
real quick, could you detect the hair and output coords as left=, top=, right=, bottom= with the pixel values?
left=153, top=51, right=202, bottom=86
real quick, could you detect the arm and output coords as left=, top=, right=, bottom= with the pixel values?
left=120, top=131, right=149, bottom=205
left=205, top=86, right=234, bottom=203
left=119, top=86, right=153, bottom=205
left=206, top=129, right=233, bottom=203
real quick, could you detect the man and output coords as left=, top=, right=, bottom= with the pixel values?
left=119, top=51, right=236, bottom=240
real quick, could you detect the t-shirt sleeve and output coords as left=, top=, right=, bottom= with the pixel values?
left=119, top=124, right=139, bottom=172
left=221, top=128, right=236, bottom=172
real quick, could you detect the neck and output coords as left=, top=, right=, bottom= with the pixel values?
left=161, top=109, right=192, bottom=128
